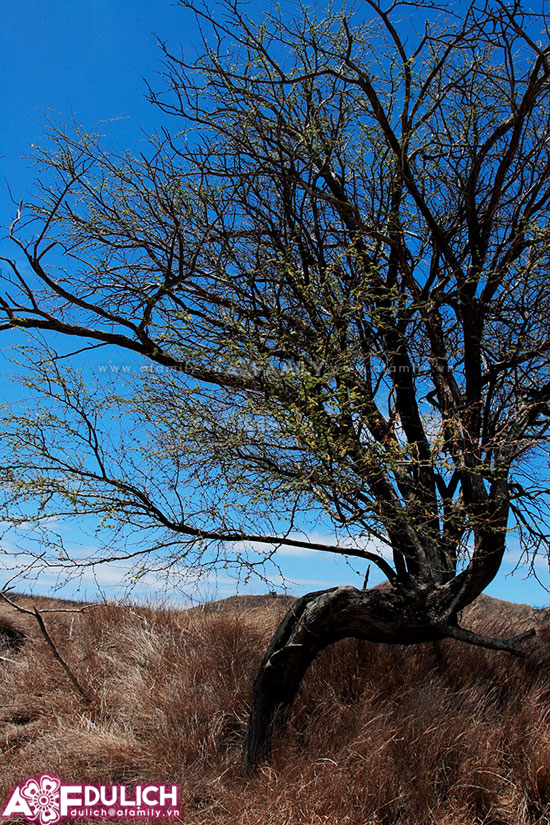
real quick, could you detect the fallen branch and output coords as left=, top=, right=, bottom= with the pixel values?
left=0, top=590, right=95, bottom=704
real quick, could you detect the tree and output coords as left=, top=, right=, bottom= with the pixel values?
left=1, top=0, right=550, bottom=766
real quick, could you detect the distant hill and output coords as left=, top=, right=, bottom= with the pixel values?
left=197, top=587, right=549, bottom=636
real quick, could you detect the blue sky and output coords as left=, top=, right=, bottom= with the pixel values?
left=1, top=1, right=549, bottom=607
left=1, top=0, right=189, bottom=207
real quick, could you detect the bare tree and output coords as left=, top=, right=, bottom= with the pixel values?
left=1, top=0, right=550, bottom=765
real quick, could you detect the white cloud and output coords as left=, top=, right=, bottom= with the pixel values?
left=503, top=547, right=550, bottom=574
left=231, top=529, right=392, bottom=561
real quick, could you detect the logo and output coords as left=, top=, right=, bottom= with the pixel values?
left=2, top=775, right=180, bottom=821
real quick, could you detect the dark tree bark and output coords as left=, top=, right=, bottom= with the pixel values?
left=245, top=583, right=536, bottom=768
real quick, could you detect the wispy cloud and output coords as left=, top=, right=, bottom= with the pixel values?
left=232, top=529, right=392, bottom=560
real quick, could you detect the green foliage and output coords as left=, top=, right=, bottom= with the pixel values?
left=1, top=0, right=550, bottom=599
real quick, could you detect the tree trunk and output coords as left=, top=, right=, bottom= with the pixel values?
left=244, top=584, right=450, bottom=768
left=244, top=582, right=536, bottom=768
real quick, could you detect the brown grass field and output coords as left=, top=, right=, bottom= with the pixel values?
left=0, top=590, right=550, bottom=824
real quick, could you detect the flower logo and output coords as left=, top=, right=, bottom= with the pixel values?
left=20, top=775, right=61, bottom=825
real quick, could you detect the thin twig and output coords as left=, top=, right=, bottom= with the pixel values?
left=0, top=655, right=20, bottom=665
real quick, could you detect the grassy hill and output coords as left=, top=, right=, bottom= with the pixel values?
left=0, top=591, right=549, bottom=824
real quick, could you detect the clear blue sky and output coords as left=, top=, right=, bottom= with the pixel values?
left=1, top=0, right=190, bottom=209
left=0, top=1, right=549, bottom=606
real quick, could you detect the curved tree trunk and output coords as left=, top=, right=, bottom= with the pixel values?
left=244, top=583, right=536, bottom=768
left=244, top=584, right=447, bottom=767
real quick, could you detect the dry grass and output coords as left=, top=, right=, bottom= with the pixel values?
left=0, top=592, right=549, bottom=824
